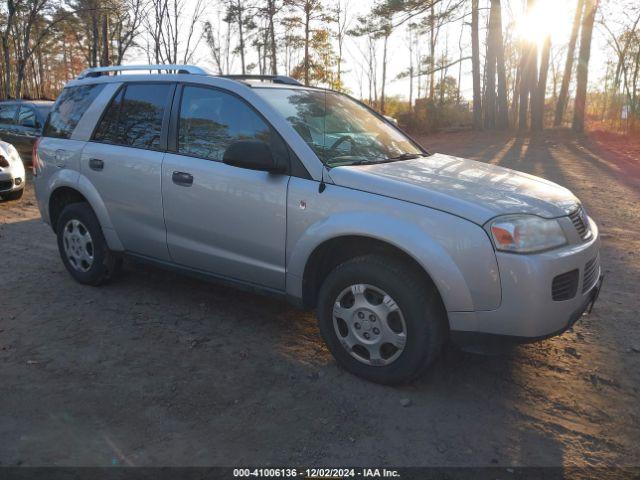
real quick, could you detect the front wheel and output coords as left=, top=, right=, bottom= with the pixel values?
left=317, top=255, right=447, bottom=385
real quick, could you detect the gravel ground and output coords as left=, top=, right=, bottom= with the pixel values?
left=0, top=130, right=638, bottom=468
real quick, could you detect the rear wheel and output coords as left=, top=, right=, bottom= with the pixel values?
left=317, top=255, right=447, bottom=385
left=56, top=203, right=121, bottom=286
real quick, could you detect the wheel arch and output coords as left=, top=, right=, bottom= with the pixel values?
left=47, top=175, right=124, bottom=251
left=300, top=235, right=448, bottom=312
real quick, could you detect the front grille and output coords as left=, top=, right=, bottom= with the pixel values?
left=569, top=207, right=590, bottom=240
left=552, top=269, right=579, bottom=301
left=0, top=179, right=13, bottom=191
left=583, top=255, right=600, bottom=293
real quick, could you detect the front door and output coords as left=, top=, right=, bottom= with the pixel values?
left=162, top=85, right=289, bottom=290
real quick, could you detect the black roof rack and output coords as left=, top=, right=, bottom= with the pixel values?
left=77, top=64, right=207, bottom=79
left=220, top=75, right=302, bottom=86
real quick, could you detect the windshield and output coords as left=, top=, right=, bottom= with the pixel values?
left=255, top=88, right=424, bottom=166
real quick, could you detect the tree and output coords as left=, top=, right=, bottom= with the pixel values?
left=285, top=0, right=325, bottom=86
left=531, top=34, right=551, bottom=130
left=518, top=0, right=538, bottom=130
left=334, top=0, right=351, bottom=89
left=470, top=0, right=482, bottom=129
left=554, top=0, right=584, bottom=126
left=224, top=0, right=256, bottom=75
left=494, top=0, right=508, bottom=128
left=572, top=0, right=598, bottom=132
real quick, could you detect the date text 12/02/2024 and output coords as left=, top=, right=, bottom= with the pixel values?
left=233, top=468, right=401, bottom=477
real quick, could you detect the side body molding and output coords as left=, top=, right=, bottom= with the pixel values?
left=285, top=178, right=501, bottom=313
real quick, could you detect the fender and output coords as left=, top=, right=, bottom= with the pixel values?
left=45, top=169, right=125, bottom=251
left=285, top=186, right=502, bottom=313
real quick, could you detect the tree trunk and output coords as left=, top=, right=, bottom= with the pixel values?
left=380, top=34, right=388, bottom=114
left=494, top=0, right=509, bottom=128
left=518, top=0, right=537, bottom=130
left=91, top=5, right=99, bottom=67
left=572, top=0, right=598, bottom=132
left=484, top=0, right=499, bottom=129
left=471, top=0, right=482, bottom=129
left=101, top=14, right=110, bottom=66
left=268, top=0, right=277, bottom=75
left=429, top=2, right=436, bottom=101
left=554, top=0, right=584, bottom=126
left=238, top=0, right=246, bottom=74
left=304, top=9, right=310, bottom=86
left=532, top=35, right=551, bottom=130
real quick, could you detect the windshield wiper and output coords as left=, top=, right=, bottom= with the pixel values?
left=325, top=152, right=428, bottom=168
left=386, top=152, right=427, bottom=161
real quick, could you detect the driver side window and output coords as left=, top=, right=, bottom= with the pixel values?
left=177, top=86, right=272, bottom=162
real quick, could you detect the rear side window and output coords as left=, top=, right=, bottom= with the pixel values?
left=43, top=84, right=105, bottom=139
left=177, top=86, right=272, bottom=161
left=93, top=83, right=172, bottom=150
left=0, top=104, right=18, bottom=125
left=18, top=106, right=39, bottom=128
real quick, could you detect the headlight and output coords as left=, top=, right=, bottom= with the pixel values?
left=488, top=215, right=567, bottom=253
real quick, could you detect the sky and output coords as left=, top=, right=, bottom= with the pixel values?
left=131, top=0, right=614, bottom=101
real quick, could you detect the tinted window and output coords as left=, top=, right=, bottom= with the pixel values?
left=94, top=83, right=172, bottom=150
left=43, top=84, right=105, bottom=139
left=18, top=106, right=38, bottom=128
left=178, top=86, right=272, bottom=161
left=0, top=104, right=18, bottom=125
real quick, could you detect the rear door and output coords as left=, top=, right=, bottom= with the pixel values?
left=81, top=82, right=175, bottom=260
left=161, top=84, right=289, bottom=289
left=14, top=105, right=41, bottom=159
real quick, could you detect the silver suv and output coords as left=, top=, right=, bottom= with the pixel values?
left=34, top=65, right=602, bottom=384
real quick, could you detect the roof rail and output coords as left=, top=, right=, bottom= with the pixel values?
left=77, top=64, right=208, bottom=79
left=220, top=75, right=302, bottom=86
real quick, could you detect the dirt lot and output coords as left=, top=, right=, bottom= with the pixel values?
left=1, top=130, right=639, bottom=468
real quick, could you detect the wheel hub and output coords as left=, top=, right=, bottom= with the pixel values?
left=62, top=219, right=94, bottom=273
left=332, top=284, right=407, bottom=366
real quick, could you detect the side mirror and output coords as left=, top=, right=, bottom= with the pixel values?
left=21, top=118, right=36, bottom=129
left=223, top=140, right=284, bottom=173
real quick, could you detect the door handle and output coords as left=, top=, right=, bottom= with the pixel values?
left=172, top=171, right=193, bottom=186
left=89, top=158, right=104, bottom=171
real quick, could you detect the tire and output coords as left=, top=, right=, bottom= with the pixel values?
left=56, top=202, right=121, bottom=286
left=1, top=188, right=24, bottom=201
left=317, top=254, right=447, bottom=385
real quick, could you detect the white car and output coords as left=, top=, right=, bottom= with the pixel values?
left=0, top=140, right=25, bottom=201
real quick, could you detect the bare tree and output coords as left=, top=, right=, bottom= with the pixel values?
left=145, top=0, right=205, bottom=65
left=471, top=0, right=482, bottom=128
left=554, top=0, right=584, bottom=126
left=572, top=0, right=598, bottom=132
left=518, top=0, right=538, bottom=130
left=334, top=0, right=351, bottom=89
left=531, top=34, right=550, bottom=130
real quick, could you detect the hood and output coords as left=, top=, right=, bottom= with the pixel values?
left=328, top=153, right=579, bottom=225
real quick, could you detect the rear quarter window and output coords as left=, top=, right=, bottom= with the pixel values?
left=43, top=84, right=105, bottom=139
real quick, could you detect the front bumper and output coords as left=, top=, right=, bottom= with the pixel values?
left=449, top=217, right=601, bottom=339
left=0, top=171, right=25, bottom=193
left=0, top=152, right=26, bottom=194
